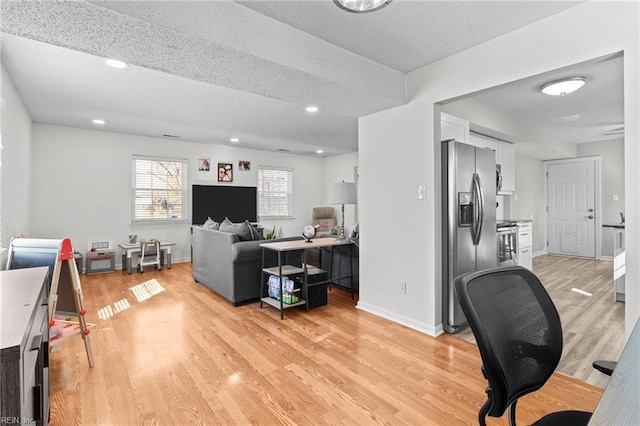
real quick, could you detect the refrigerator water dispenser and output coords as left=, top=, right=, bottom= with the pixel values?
left=458, top=192, right=473, bottom=226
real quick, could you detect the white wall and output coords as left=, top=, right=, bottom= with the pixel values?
left=30, top=124, right=327, bottom=266
left=358, top=1, right=640, bottom=337
left=510, top=155, right=545, bottom=253
left=323, top=152, right=359, bottom=235
left=578, top=138, right=625, bottom=258
left=1, top=66, right=33, bottom=266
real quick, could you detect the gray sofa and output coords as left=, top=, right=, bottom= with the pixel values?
left=192, top=226, right=302, bottom=305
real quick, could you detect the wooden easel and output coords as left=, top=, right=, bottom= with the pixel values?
left=7, top=237, right=95, bottom=367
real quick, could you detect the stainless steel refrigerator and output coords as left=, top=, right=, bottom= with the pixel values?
left=442, top=139, right=497, bottom=333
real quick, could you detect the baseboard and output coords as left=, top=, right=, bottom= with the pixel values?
left=532, top=250, right=614, bottom=262
left=533, top=250, right=546, bottom=258
left=356, top=301, right=442, bottom=337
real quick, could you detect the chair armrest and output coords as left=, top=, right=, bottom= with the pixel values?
left=592, top=360, right=617, bottom=376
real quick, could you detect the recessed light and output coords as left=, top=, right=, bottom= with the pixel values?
left=230, top=138, right=240, bottom=143
left=540, top=77, right=587, bottom=96
left=316, top=150, right=324, bottom=154
left=92, top=119, right=105, bottom=125
left=106, top=59, right=128, bottom=69
left=305, top=106, right=319, bottom=113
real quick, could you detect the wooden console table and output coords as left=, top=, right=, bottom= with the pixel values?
left=259, top=237, right=354, bottom=319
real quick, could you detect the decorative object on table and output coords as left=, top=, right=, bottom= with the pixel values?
left=239, top=160, right=251, bottom=171
left=198, top=158, right=210, bottom=171
left=217, top=162, right=233, bottom=182
left=327, top=180, right=357, bottom=239
left=302, top=224, right=319, bottom=243
left=329, top=225, right=340, bottom=236
left=128, top=234, right=137, bottom=244
left=349, top=222, right=359, bottom=239
left=265, top=226, right=277, bottom=240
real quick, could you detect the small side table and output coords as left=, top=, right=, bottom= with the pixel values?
left=74, top=252, right=84, bottom=274
left=259, top=237, right=354, bottom=319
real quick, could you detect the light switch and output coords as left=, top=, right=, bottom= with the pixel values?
left=613, top=194, right=619, bottom=201
left=418, top=185, right=426, bottom=200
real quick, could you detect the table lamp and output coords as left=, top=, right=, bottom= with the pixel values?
left=328, top=181, right=357, bottom=239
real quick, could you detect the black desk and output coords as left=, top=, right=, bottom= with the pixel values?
left=589, top=318, right=640, bottom=425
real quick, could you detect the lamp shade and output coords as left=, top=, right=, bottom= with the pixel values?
left=328, top=182, right=357, bottom=205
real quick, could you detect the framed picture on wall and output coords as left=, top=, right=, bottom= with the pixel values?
left=239, top=160, right=251, bottom=171
left=218, top=162, right=233, bottom=182
left=198, top=158, right=210, bottom=171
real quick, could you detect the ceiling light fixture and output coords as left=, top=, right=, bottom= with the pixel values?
left=106, top=59, right=128, bottom=69
left=305, top=106, right=319, bottom=113
left=92, top=119, right=105, bottom=125
left=540, top=77, right=587, bottom=96
left=333, top=0, right=392, bottom=13
left=316, top=150, right=324, bottom=154
left=230, top=138, right=239, bottom=143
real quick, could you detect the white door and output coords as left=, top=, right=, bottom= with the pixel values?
left=546, top=158, right=597, bottom=257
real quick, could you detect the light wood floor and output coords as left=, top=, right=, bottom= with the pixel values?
left=455, top=255, right=625, bottom=389
left=49, top=263, right=601, bottom=425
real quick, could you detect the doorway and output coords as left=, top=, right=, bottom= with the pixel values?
left=544, top=157, right=600, bottom=258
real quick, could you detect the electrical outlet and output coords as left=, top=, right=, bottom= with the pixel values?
left=399, top=281, right=407, bottom=294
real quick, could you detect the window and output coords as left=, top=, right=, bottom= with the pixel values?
left=258, top=166, right=293, bottom=219
left=131, top=155, right=188, bottom=223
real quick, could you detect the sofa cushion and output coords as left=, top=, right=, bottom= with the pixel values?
left=203, top=217, right=219, bottom=229
left=220, top=220, right=261, bottom=241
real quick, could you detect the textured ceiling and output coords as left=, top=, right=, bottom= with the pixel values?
left=237, top=1, right=580, bottom=73
left=1, top=0, right=612, bottom=158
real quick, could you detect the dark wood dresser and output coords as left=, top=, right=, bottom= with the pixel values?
left=1, top=267, right=50, bottom=425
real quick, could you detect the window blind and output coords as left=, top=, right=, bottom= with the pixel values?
left=258, top=166, right=293, bottom=218
left=131, top=155, right=188, bottom=223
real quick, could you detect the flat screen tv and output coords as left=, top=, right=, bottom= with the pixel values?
left=192, top=185, right=258, bottom=225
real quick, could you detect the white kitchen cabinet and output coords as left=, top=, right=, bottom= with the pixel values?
left=468, top=132, right=515, bottom=195
left=468, top=132, right=497, bottom=151
left=440, top=112, right=469, bottom=143
left=496, top=141, right=515, bottom=194
left=517, top=222, right=533, bottom=270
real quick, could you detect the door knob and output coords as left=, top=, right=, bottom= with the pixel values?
left=586, top=215, right=594, bottom=219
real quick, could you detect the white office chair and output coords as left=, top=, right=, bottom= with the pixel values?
left=139, top=239, right=161, bottom=273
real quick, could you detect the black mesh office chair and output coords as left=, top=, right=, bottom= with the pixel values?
left=455, top=266, right=592, bottom=426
